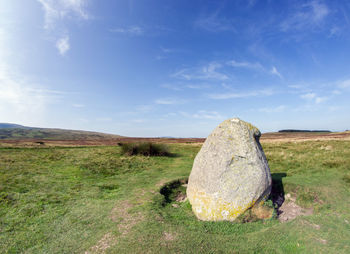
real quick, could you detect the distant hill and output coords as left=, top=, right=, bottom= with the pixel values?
left=0, top=123, right=122, bottom=140
left=0, top=123, right=31, bottom=129
left=278, top=129, right=331, bottom=133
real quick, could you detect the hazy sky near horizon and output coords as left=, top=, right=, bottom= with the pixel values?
left=1, top=0, right=350, bottom=137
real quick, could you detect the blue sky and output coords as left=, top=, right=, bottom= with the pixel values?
left=1, top=0, right=350, bottom=137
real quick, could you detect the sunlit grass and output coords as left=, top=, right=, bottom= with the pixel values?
left=1, top=141, right=350, bottom=253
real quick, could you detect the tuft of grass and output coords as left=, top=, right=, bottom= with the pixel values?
left=120, top=142, right=171, bottom=157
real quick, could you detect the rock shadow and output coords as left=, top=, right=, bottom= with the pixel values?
left=159, top=178, right=188, bottom=206
left=269, top=173, right=287, bottom=210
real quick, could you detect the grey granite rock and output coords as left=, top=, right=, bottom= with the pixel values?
left=187, top=118, right=272, bottom=221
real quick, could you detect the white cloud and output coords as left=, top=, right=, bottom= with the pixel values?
left=227, top=60, right=263, bottom=71
left=56, top=35, right=70, bottom=55
left=161, top=83, right=210, bottom=91
left=300, top=92, right=327, bottom=104
left=109, top=26, right=143, bottom=36
left=37, top=0, right=89, bottom=55
left=300, top=92, right=316, bottom=100
left=37, top=0, right=89, bottom=30
left=227, top=60, right=282, bottom=78
left=154, top=98, right=186, bottom=105
left=339, top=79, right=350, bottom=89
left=160, top=46, right=174, bottom=53
left=258, top=105, right=286, bottom=113
left=281, top=0, right=329, bottom=31
left=315, top=96, right=328, bottom=104
left=208, top=88, right=275, bottom=100
left=288, top=84, right=305, bottom=89
left=163, top=112, right=177, bottom=117
left=270, top=66, right=283, bottom=79
left=186, top=84, right=210, bottom=89
left=172, top=62, right=228, bottom=81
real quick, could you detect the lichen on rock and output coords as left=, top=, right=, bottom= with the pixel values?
left=187, top=118, right=272, bottom=221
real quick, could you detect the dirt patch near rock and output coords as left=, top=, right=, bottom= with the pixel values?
left=278, top=196, right=313, bottom=222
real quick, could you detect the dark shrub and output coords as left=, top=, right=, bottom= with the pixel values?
left=120, top=142, right=171, bottom=156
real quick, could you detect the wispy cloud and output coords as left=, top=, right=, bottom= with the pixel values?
left=109, top=26, right=143, bottom=36
left=160, top=46, right=176, bottom=53
left=37, top=0, right=90, bottom=55
left=37, top=0, right=89, bottom=30
left=338, top=79, right=350, bottom=89
left=154, top=98, right=186, bottom=105
left=270, top=66, right=283, bottom=79
left=56, top=35, right=70, bottom=55
left=208, top=88, right=275, bottom=100
left=194, top=11, right=235, bottom=32
left=300, top=92, right=316, bottom=100
left=281, top=0, right=329, bottom=31
left=161, top=83, right=210, bottom=91
left=227, top=60, right=283, bottom=78
left=300, top=92, right=327, bottom=104
left=227, top=60, right=263, bottom=71
left=172, top=62, right=228, bottom=81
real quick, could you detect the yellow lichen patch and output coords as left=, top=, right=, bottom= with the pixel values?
left=251, top=204, right=274, bottom=219
left=188, top=188, right=258, bottom=221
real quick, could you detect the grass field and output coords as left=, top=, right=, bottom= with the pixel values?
left=1, top=139, right=350, bottom=253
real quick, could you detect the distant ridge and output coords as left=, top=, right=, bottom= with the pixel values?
left=278, top=129, right=331, bottom=133
left=0, top=123, right=31, bottom=129
left=0, top=123, right=122, bottom=140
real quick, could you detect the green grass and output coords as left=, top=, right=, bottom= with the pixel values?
left=1, top=141, right=350, bottom=253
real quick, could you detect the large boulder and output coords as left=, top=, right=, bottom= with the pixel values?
left=187, top=118, right=271, bottom=221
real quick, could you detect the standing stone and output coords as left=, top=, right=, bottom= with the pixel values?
left=187, top=118, right=272, bottom=221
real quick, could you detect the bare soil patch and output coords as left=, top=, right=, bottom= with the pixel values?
left=278, top=195, right=313, bottom=222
